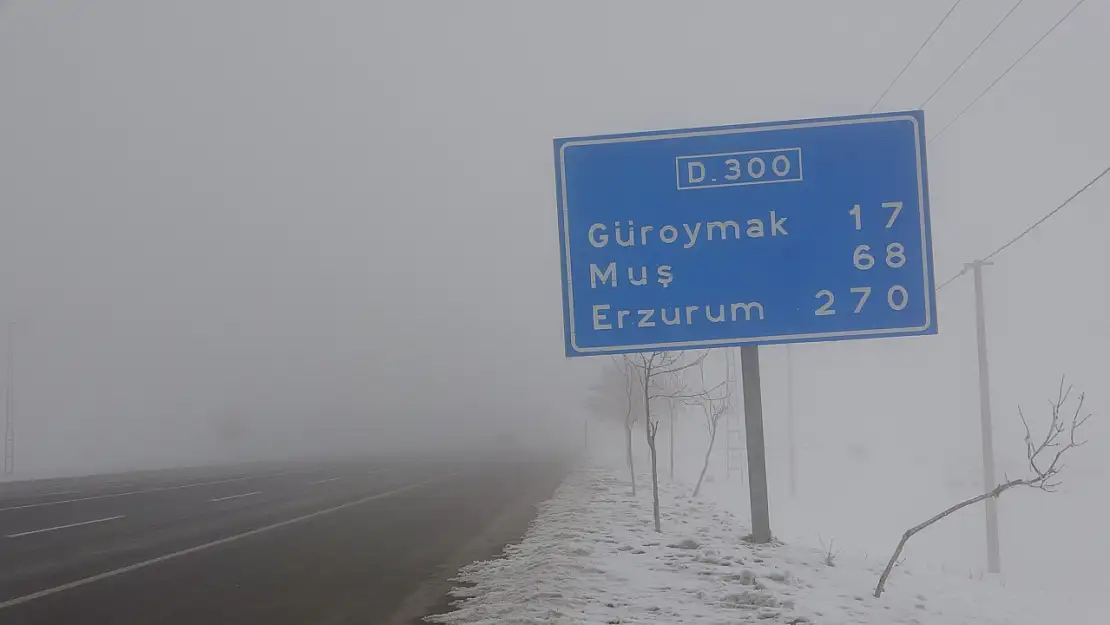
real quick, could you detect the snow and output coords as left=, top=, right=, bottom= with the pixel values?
left=427, top=458, right=1101, bottom=624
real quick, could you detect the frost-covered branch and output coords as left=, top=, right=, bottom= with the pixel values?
left=874, top=377, right=1093, bottom=598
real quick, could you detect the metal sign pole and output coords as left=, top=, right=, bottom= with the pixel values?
left=740, top=346, right=771, bottom=543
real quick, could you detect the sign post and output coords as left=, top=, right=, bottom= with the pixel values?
left=555, top=111, right=935, bottom=541
left=740, top=345, right=771, bottom=543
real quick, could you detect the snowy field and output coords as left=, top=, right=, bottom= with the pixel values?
left=428, top=459, right=1101, bottom=624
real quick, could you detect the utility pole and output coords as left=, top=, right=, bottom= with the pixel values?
left=970, top=260, right=1001, bottom=573
left=785, top=345, right=797, bottom=497
left=4, top=322, right=14, bottom=475
left=740, top=345, right=772, bottom=543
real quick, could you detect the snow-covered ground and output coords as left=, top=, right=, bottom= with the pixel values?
left=428, top=459, right=1101, bottom=624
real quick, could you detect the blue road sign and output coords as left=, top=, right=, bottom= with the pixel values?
left=554, top=111, right=936, bottom=357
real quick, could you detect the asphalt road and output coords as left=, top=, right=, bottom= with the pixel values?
left=0, top=457, right=566, bottom=624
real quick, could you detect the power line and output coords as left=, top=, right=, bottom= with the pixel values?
left=919, top=0, right=1027, bottom=110
left=982, top=164, right=1110, bottom=262
left=937, top=164, right=1110, bottom=291
left=869, top=0, right=965, bottom=113
left=936, top=269, right=969, bottom=291
left=929, top=0, right=1089, bottom=145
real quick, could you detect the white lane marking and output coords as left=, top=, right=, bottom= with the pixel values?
left=0, top=473, right=456, bottom=610
left=307, top=478, right=341, bottom=485
left=208, top=491, right=261, bottom=503
left=0, top=489, right=77, bottom=503
left=0, top=472, right=289, bottom=512
left=6, top=515, right=126, bottom=539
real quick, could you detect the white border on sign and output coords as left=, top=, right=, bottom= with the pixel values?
left=674, top=147, right=804, bottom=190
left=558, top=114, right=933, bottom=355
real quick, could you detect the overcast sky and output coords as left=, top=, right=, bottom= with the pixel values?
left=1, top=0, right=1108, bottom=580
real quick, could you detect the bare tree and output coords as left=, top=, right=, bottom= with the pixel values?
left=585, top=359, right=642, bottom=495
left=818, top=535, right=840, bottom=567
left=688, top=354, right=732, bottom=498
left=668, top=397, right=678, bottom=481
left=619, top=357, right=640, bottom=496
left=626, top=350, right=716, bottom=532
left=655, top=371, right=688, bottom=481
left=874, top=378, right=1093, bottom=598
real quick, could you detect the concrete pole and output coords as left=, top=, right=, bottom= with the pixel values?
left=971, top=261, right=1001, bottom=573
left=740, top=346, right=771, bottom=543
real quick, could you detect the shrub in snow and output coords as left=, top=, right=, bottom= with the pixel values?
left=721, top=589, right=780, bottom=608
left=667, top=538, right=700, bottom=550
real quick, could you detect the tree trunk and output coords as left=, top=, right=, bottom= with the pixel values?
left=648, top=425, right=661, bottom=532
left=584, top=418, right=589, bottom=457
left=625, top=422, right=636, bottom=496
left=693, top=422, right=717, bottom=497
left=669, top=402, right=675, bottom=481
left=643, top=374, right=661, bottom=532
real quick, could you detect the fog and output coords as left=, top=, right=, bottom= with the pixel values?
left=2, top=0, right=1109, bottom=589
